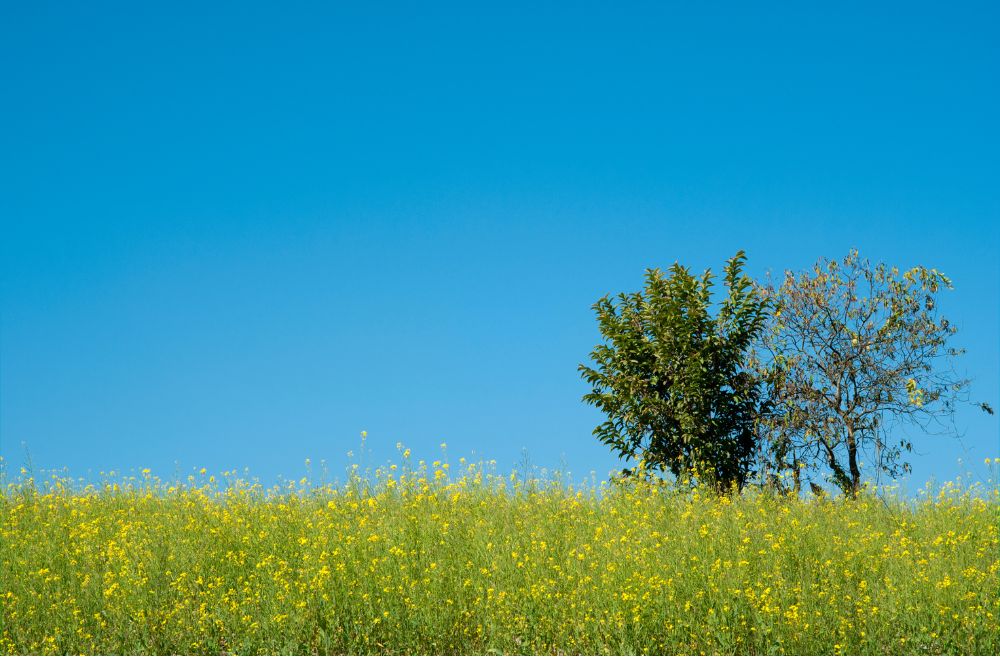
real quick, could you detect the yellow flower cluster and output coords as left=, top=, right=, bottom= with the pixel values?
left=0, top=464, right=997, bottom=655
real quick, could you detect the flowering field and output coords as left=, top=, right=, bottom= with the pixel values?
left=1, top=460, right=998, bottom=655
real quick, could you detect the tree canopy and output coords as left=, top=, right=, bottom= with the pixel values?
left=579, top=251, right=770, bottom=492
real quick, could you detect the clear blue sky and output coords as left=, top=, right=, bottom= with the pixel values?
left=2, top=1, right=997, bottom=490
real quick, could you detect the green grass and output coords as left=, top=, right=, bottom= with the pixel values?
left=1, top=461, right=998, bottom=655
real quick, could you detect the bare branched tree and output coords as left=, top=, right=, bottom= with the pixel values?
left=753, top=249, right=989, bottom=496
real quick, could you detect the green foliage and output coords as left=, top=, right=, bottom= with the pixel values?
left=579, top=251, right=770, bottom=491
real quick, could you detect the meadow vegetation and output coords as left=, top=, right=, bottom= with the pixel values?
left=2, top=453, right=997, bottom=655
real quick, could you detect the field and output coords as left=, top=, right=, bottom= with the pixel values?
left=1, top=458, right=998, bottom=655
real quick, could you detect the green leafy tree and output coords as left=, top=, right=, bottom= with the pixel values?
left=754, top=249, right=990, bottom=496
left=579, top=251, right=770, bottom=492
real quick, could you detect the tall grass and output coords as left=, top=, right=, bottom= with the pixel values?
left=1, top=457, right=998, bottom=655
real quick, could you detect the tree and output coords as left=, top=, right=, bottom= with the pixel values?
left=579, top=251, right=770, bottom=492
left=754, top=249, right=987, bottom=496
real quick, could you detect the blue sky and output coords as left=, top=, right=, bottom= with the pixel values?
left=2, top=1, right=997, bottom=489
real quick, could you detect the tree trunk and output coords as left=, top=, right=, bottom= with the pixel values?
left=821, top=439, right=852, bottom=496
left=846, top=426, right=861, bottom=497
